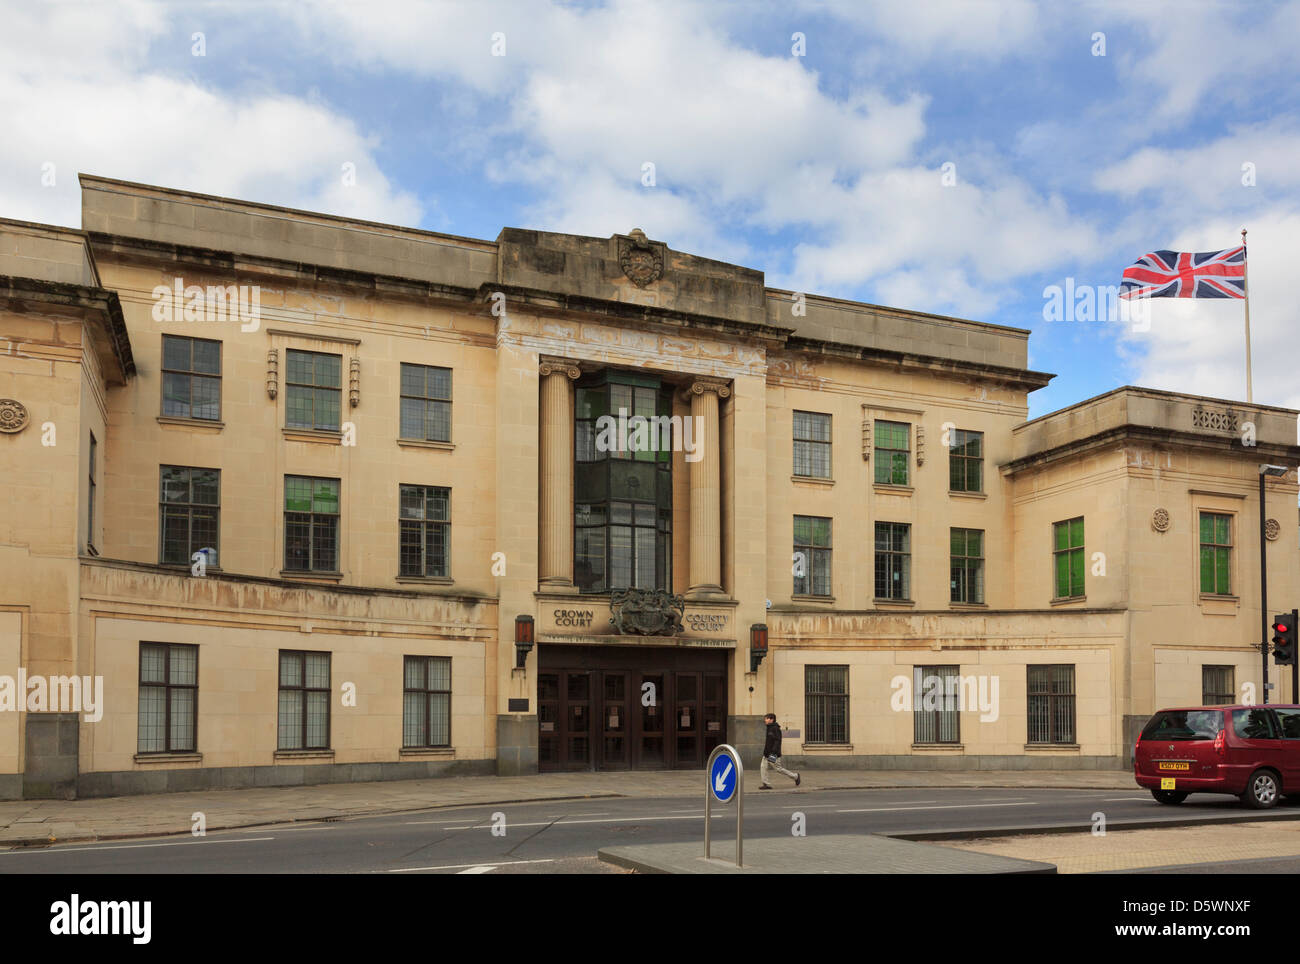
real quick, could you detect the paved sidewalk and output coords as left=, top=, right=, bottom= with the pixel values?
left=0, top=767, right=1131, bottom=847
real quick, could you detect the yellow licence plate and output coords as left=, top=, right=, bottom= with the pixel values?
left=1158, top=762, right=1190, bottom=771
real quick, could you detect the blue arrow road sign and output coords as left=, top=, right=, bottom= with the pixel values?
left=710, top=750, right=737, bottom=803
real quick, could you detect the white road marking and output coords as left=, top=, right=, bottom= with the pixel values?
left=0, top=836, right=272, bottom=856
left=1102, top=796, right=1155, bottom=801
left=389, top=858, right=554, bottom=873
left=457, top=865, right=497, bottom=874
left=837, top=802, right=1040, bottom=813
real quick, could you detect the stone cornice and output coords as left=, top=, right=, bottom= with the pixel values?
left=0, top=274, right=135, bottom=383
left=782, top=336, right=1054, bottom=393
left=1001, top=424, right=1300, bottom=476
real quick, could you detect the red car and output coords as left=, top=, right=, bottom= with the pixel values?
left=1134, top=704, right=1300, bottom=808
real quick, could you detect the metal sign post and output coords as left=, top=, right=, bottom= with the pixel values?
left=705, top=743, right=744, bottom=867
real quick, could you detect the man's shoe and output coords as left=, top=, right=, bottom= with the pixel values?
left=795, top=773, right=801, bottom=787
left=759, top=784, right=772, bottom=790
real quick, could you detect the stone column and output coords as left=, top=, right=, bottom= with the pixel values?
left=685, top=378, right=730, bottom=599
left=538, top=356, right=581, bottom=591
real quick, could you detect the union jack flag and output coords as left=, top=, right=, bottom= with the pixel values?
left=1119, top=245, right=1245, bottom=299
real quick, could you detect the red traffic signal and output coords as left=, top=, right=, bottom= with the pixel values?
left=1273, top=613, right=1297, bottom=666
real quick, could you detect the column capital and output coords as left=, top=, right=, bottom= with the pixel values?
left=682, top=376, right=732, bottom=401
left=539, top=356, right=581, bottom=380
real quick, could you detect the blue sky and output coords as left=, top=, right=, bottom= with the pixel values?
left=4, top=0, right=1299, bottom=420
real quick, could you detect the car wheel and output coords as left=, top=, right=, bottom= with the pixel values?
left=1151, top=789, right=1188, bottom=805
left=1242, top=770, right=1280, bottom=809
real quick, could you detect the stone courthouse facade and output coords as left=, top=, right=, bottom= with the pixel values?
left=1, top=175, right=1297, bottom=798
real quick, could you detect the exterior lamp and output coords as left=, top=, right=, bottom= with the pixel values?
left=749, top=623, right=768, bottom=673
left=514, top=615, right=535, bottom=669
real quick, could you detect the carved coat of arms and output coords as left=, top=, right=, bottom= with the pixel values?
left=609, top=588, right=685, bottom=636
left=618, top=229, right=664, bottom=288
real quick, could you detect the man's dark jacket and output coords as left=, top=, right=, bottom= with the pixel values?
left=763, top=721, right=782, bottom=758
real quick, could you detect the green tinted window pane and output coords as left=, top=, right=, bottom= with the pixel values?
left=1070, top=518, right=1084, bottom=547
left=576, top=388, right=607, bottom=420
left=1215, top=549, right=1229, bottom=593
left=968, top=530, right=983, bottom=556
left=315, top=388, right=340, bottom=430
left=1069, top=550, right=1084, bottom=595
left=315, top=354, right=341, bottom=387
left=793, top=516, right=811, bottom=545
left=1199, top=547, right=1214, bottom=593
left=951, top=529, right=964, bottom=556
left=890, top=453, right=908, bottom=484
left=1054, top=522, right=1069, bottom=551
left=1199, top=513, right=1213, bottom=543
left=966, top=459, right=982, bottom=492
left=286, top=350, right=313, bottom=384
left=1216, top=515, right=1230, bottom=545
left=1055, top=553, right=1069, bottom=598
left=285, top=478, right=313, bottom=512
left=192, top=339, right=220, bottom=374
left=312, top=480, right=339, bottom=514
left=610, top=383, right=632, bottom=416
left=812, top=517, right=831, bottom=547
left=192, top=469, right=219, bottom=505
left=286, top=386, right=313, bottom=428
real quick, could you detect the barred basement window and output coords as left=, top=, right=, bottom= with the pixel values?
left=793, top=411, right=831, bottom=479
left=1199, top=512, right=1232, bottom=595
left=793, top=515, right=832, bottom=596
left=1202, top=665, right=1234, bottom=706
left=1027, top=664, right=1075, bottom=744
left=913, top=665, right=960, bottom=744
left=805, top=665, right=848, bottom=743
left=400, top=363, right=452, bottom=442
left=138, top=643, right=198, bottom=753
left=161, top=335, right=221, bottom=420
left=285, top=349, right=341, bottom=431
left=278, top=650, right=330, bottom=750
left=873, top=420, right=909, bottom=485
left=159, top=466, right=219, bottom=565
left=875, top=522, right=911, bottom=600
left=403, top=656, right=452, bottom=748
left=949, top=428, right=983, bottom=492
left=399, top=484, right=450, bottom=578
left=950, top=528, right=984, bottom=604
left=1053, top=517, right=1085, bottom=599
left=284, top=476, right=340, bottom=572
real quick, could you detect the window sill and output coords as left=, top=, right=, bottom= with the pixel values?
left=949, top=601, right=988, bottom=610
left=911, top=743, right=964, bottom=751
left=280, top=570, right=344, bottom=582
left=399, top=747, right=454, bottom=758
left=1050, top=595, right=1086, bottom=606
left=398, top=438, right=455, bottom=451
left=274, top=749, right=334, bottom=761
left=1198, top=593, right=1239, bottom=603
left=396, top=575, right=454, bottom=586
left=800, top=743, right=853, bottom=752
left=791, top=475, right=834, bottom=487
left=133, top=752, right=202, bottom=764
left=157, top=415, right=224, bottom=431
left=873, top=483, right=913, bottom=495
left=948, top=490, right=988, bottom=500
left=282, top=427, right=342, bottom=444
left=159, top=563, right=224, bottom=574
left=791, top=594, right=835, bottom=604
left=1024, top=743, right=1080, bottom=752
left=874, top=597, right=915, bottom=607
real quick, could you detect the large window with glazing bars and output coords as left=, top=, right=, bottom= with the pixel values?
left=278, top=650, right=330, bottom=750
left=159, top=466, right=219, bottom=566
left=399, top=485, right=449, bottom=578
left=400, top=363, right=452, bottom=443
left=284, top=476, right=340, bottom=572
left=875, top=522, right=911, bottom=600
left=950, top=528, right=984, bottom=604
left=1027, top=664, right=1075, bottom=744
left=948, top=428, right=983, bottom=493
left=1202, top=665, right=1234, bottom=705
left=161, top=335, right=221, bottom=421
left=285, top=349, right=341, bottom=431
left=574, top=372, right=672, bottom=593
left=138, top=643, right=198, bottom=753
left=1199, top=512, right=1232, bottom=595
left=403, top=656, right=451, bottom=748
left=792, top=411, right=831, bottom=479
left=793, top=515, right=832, bottom=596
left=874, top=420, right=909, bottom=486
left=913, top=665, right=960, bottom=744
left=1052, top=517, right=1085, bottom=599
left=805, top=665, right=848, bottom=743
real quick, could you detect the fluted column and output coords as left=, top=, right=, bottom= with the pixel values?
left=685, top=378, right=730, bottom=599
left=538, top=356, right=581, bottom=591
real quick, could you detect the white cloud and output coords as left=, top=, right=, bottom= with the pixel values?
left=794, top=0, right=1040, bottom=59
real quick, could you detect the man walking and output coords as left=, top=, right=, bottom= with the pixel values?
left=759, top=712, right=800, bottom=789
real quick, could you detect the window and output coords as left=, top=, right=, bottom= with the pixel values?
left=160, top=466, right=219, bottom=566
left=1202, top=665, right=1234, bottom=706
left=1274, top=707, right=1300, bottom=740
left=1052, top=517, right=1085, bottom=599
left=805, top=665, right=848, bottom=743
left=1199, top=512, right=1232, bottom=595
left=138, top=643, right=198, bottom=753
left=278, top=650, right=330, bottom=750
left=285, top=349, right=341, bottom=431
left=161, top=335, right=221, bottom=420
left=949, top=428, right=983, bottom=492
left=284, top=476, right=340, bottom=572
left=87, top=432, right=96, bottom=552
left=874, top=420, right=909, bottom=486
left=793, top=515, right=832, bottom=596
left=913, top=665, right=960, bottom=744
left=950, top=528, right=984, bottom=604
left=793, top=411, right=831, bottom=479
left=399, top=485, right=450, bottom=578
left=1232, top=708, right=1277, bottom=740
left=875, top=522, right=911, bottom=600
left=400, top=364, right=452, bottom=442
left=1027, top=665, right=1075, bottom=744
left=403, top=656, right=451, bottom=747
left=574, top=373, right=672, bottom=593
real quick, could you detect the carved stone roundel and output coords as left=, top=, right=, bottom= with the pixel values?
left=1151, top=508, right=1170, bottom=533
left=619, top=231, right=663, bottom=288
left=1265, top=518, right=1281, bottom=542
left=0, top=399, right=30, bottom=434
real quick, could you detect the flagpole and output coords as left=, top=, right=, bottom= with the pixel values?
left=1242, top=227, right=1252, bottom=403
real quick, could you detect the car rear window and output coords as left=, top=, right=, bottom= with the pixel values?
left=1233, top=708, right=1278, bottom=739
left=1141, top=710, right=1223, bottom=741
left=1275, top=708, right=1300, bottom=738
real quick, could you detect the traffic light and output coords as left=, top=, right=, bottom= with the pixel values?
left=1273, top=613, right=1297, bottom=665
